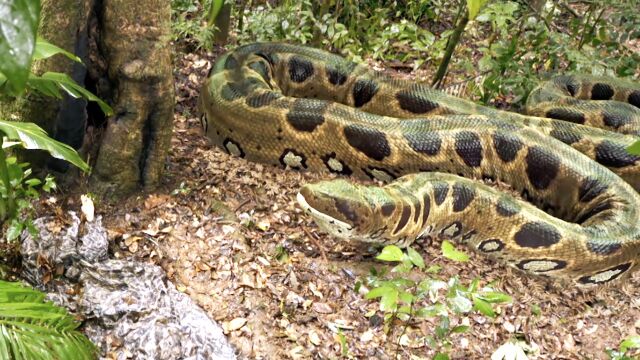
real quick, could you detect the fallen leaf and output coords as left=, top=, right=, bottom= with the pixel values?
left=81, top=194, right=94, bottom=222
left=312, top=302, right=333, bottom=314
left=224, top=317, right=247, bottom=333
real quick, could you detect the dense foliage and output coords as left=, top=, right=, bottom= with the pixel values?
left=173, top=0, right=639, bottom=108
left=0, top=0, right=110, bottom=358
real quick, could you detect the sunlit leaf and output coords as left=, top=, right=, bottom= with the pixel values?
left=467, top=0, right=488, bottom=20
left=449, top=293, right=473, bottom=313
left=376, top=245, right=403, bottom=262
left=441, top=240, right=469, bottom=262
left=391, top=259, right=413, bottom=273
left=33, top=38, right=82, bottom=62
left=379, top=288, right=398, bottom=312
left=0, top=0, right=40, bottom=94
left=491, top=340, right=530, bottom=360
left=473, top=296, right=495, bottom=318
left=0, top=119, right=89, bottom=172
left=28, top=72, right=113, bottom=116
left=620, top=335, right=640, bottom=352
left=434, top=353, right=450, bottom=360
left=627, top=141, right=640, bottom=156
left=365, top=286, right=395, bottom=300
left=407, top=247, right=425, bottom=269
left=478, top=291, right=512, bottom=304
left=398, top=290, right=414, bottom=305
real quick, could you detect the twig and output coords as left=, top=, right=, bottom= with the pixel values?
left=524, top=1, right=560, bottom=32
left=578, top=7, right=606, bottom=50
left=560, top=1, right=581, bottom=18
left=302, top=227, right=328, bottom=263
left=233, top=198, right=251, bottom=212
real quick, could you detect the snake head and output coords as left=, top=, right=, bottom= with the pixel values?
left=297, top=180, right=376, bottom=241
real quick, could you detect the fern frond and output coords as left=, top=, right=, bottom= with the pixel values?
left=0, top=280, right=97, bottom=360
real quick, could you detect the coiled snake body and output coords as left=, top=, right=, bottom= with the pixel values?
left=199, top=43, right=640, bottom=286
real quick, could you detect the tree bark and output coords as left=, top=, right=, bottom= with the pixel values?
left=91, top=0, right=174, bottom=194
left=0, top=0, right=174, bottom=196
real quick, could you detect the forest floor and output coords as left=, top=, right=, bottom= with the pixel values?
left=87, top=48, right=640, bottom=360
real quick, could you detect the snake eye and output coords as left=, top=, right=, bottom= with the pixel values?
left=199, top=114, right=208, bottom=134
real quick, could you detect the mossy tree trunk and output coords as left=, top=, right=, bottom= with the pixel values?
left=0, top=0, right=174, bottom=196
left=92, top=0, right=174, bottom=194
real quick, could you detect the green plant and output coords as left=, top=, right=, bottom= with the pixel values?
left=171, top=0, right=218, bottom=51
left=606, top=336, right=640, bottom=360
left=0, top=280, right=97, bottom=359
left=237, top=0, right=453, bottom=66
left=0, top=2, right=112, bottom=241
left=0, top=0, right=113, bottom=357
left=0, top=150, right=56, bottom=241
left=363, top=244, right=512, bottom=359
left=473, top=0, right=639, bottom=108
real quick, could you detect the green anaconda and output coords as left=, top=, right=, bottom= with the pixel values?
left=198, top=42, right=640, bottom=287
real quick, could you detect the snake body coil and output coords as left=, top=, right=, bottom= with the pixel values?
left=199, top=43, right=640, bottom=286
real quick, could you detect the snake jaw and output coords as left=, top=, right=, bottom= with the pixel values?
left=296, top=191, right=357, bottom=240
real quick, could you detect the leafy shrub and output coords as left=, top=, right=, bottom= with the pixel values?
left=0, top=0, right=113, bottom=358
left=0, top=280, right=97, bottom=360
left=362, top=244, right=511, bottom=358
left=607, top=336, right=640, bottom=360
left=171, top=0, right=217, bottom=51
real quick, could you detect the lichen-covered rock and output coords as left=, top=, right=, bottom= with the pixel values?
left=20, top=213, right=236, bottom=360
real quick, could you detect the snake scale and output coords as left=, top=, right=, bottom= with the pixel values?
left=198, top=42, right=640, bottom=287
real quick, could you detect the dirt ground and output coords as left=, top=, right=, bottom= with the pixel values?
left=87, top=49, right=640, bottom=359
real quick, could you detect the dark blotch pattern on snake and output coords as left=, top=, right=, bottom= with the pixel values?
left=199, top=43, right=640, bottom=286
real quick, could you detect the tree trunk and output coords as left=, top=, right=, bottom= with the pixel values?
left=0, top=0, right=174, bottom=196
left=92, top=0, right=174, bottom=194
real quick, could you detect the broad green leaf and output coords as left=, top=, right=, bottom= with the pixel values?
left=451, top=325, right=470, bottom=333
left=398, top=290, right=414, bottom=305
left=207, top=0, right=225, bottom=24
left=28, top=72, right=113, bottom=116
left=379, top=288, right=398, bottom=312
left=397, top=305, right=412, bottom=317
left=391, top=259, right=413, bottom=273
left=468, top=278, right=480, bottom=292
left=33, top=38, right=82, bottom=62
left=620, top=335, right=640, bottom=352
left=473, top=296, right=495, bottom=318
left=337, top=329, right=348, bottom=357
left=407, top=247, right=425, bottom=269
left=384, top=278, right=414, bottom=288
left=478, top=291, right=512, bottom=304
left=0, top=0, right=41, bottom=94
left=435, top=316, right=450, bottom=338
left=5, top=219, right=23, bottom=241
left=433, top=353, right=449, bottom=360
left=449, top=293, right=473, bottom=313
left=0, top=281, right=97, bottom=359
left=467, top=0, right=488, bottom=20
left=365, top=286, right=395, bottom=300
left=0, top=120, right=89, bottom=172
left=376, top=245, right=403, bottom=262
left=627, top=141, right=640, bottom=155
left=441, top=240, right=469, bottom=262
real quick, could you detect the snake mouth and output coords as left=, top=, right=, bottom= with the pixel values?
left=296, top=191, right=356, bottom=239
